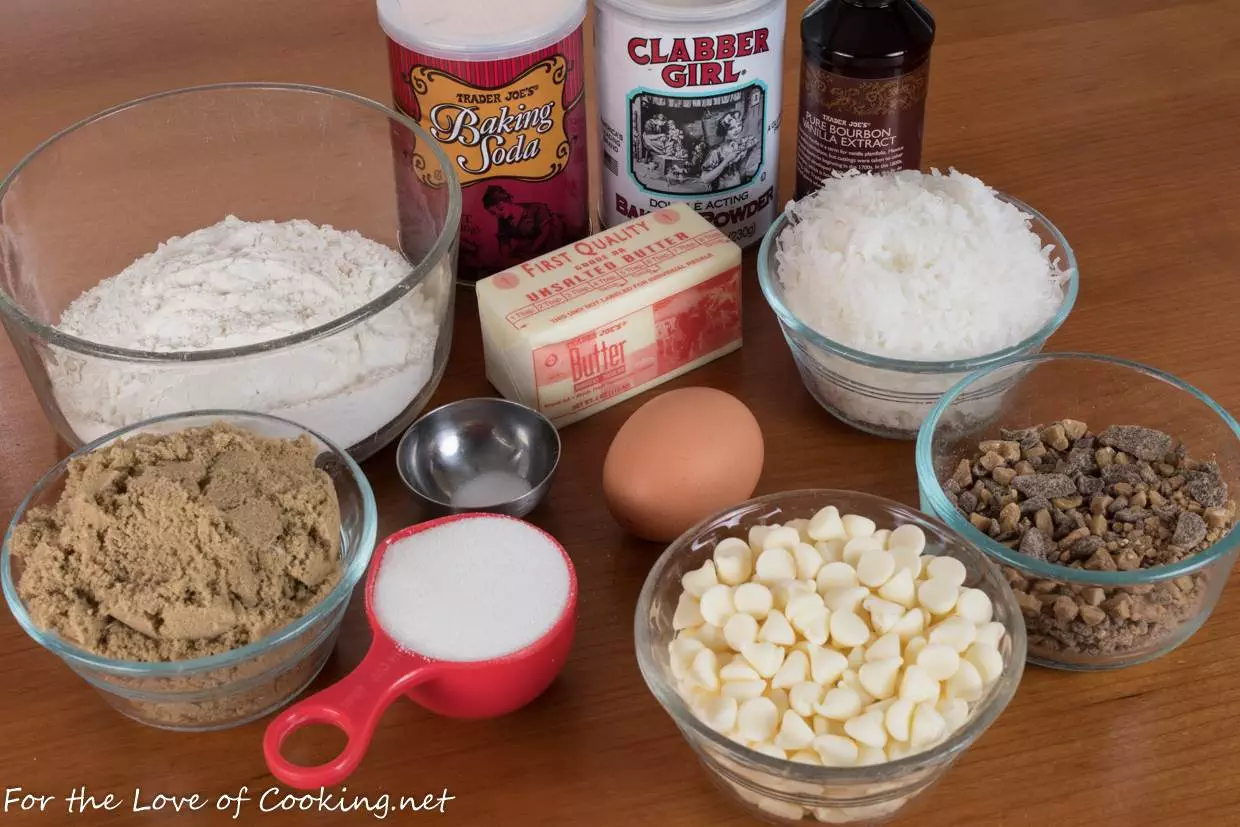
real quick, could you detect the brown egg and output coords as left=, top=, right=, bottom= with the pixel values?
left=603, top=387, right=764, bottom=542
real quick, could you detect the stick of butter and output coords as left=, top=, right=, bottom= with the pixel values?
left=476, top=204, right=743, bottom=427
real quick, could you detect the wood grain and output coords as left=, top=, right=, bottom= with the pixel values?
left=3, top=1, right=1240, bottom=824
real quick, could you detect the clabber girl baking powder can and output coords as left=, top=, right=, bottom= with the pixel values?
left=594, top=0, right=786, bottom=248
left=378, top=0, right=591, bottom=283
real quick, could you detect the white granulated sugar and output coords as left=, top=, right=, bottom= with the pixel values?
left=50, top=215, right=444, bottom=449
left=777, top=169, right=1071, bottom=362
left=449, top=470, right=533, bottom=509
left=372, top=516, right=570, bottom=662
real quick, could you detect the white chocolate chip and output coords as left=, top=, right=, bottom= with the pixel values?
left=786, top=518, right=811, bottom=542
left=815, top=539, right=845, bottom=563
left=887, top=741, right=911, bottom=760
left=929, top=616, right=978, bottom=653
left=965, top=643, right=1004, bottom=685
left=872, top=528, right=892, bottom=548
left=733, top=582, right=774, bottom=618
left=808, top=506, right=847, bottom=541
left=845, top=646, right=865, bottom=669
left=866, top=697, right=896, bottom=714
left=747, top=526, right=772, bottom=553
left=843, top=709, right=888, bottom=749
left=925, top=556, right=968, bottom=589
left=889, top=524, right=926, bottom=555
left=721, top=680, right=768, bottom=701
left=769, top=688, right=790, bottom=716
left=772, top=650, right=810, bottom=689
left=774, top=710, right=816, bottom=750
left=863, top=597, right=906, bottom=635
left=937, top=697, right=970, bottom=734
left=856, top=548, right=897, bottom=588
left=669, top=637, right=706, bottom=680
left=917, top=578, right=959, bottom=616
left=897, top=664, right=940, bottom=705
left=945, top=659, right=983, bottom=702
left=684, top=622, right=730, bottom=652
left=740, top=641, right=786, bottom=678
left=681, top=560, right=719, bottom=598
left=785, top=592, right=827, bottom=625
left=955, top=588, right=995, bottom=625
left=890, top=544, right=923, bottom=578
left=758, top=609, right=797, bottom=646
left=858, top=658, right=901, bottom=700
left=916, top=644, right=961, bottom=682
left=772, top=579, right=816, bottom=611
left=791, top=749, right=823, bottom=765
left=699, top=584, right=737, bottom=627
left=857, top=745, right=888, bottom=766
left=755, top=547, right=798, bottom=582
left=865, top=632, right=902, bottom=663
left=789, top=681, right=823, bottom=717
left=794, top=543, right=826, bottom=580
left=673, top=593, right=704, bottom=630
left=793, top=606, right=831, bottom=647
left=723, top=612, right=760, bottom=651
left=816, top=686, right=863, bottom=721
left=720, top=659, right=761, bottom=682
left=713, top=538, right=754, bottom=586
left=763, top=525, right=803, bottom=551
left=749, top=741, right=787, bottom=761
left=904, top=635, right=927, bottom=664
left=829, top=610, right=872, bottom=648
left=975, top=621, right=1007, bottom=648
left=892, top=607, right=927, bottom=641
left=841, top=514, right=877, bottom=540
left=688, top=648, right=721, bottom=691
left=699, top=694, right=738, bottom=732
left=807, top=644, right=849, bottom=685
left=815, top=561, right=859, bottom=592
left=841, top=536, right=883, bottom=568
left=885, top=697, right=915, bottom=742
left=910, top=702, right=947, bottom=748
left=812, top=734, right=860, bottom=767
left=812, top=716, right=832, bottom=735
left=877, top=567, right=917, bottom=608
left=737, top=697, right=780, bottom=741
left=822, top=586, right=870, bottom=614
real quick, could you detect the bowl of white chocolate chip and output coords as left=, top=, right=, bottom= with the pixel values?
left=634, top=490, right=1026, bottom=825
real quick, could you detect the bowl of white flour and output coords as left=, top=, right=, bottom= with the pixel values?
left=0, top=83, right=461, bottom=459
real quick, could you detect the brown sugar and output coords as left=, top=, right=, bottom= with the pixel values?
left=11, top=422, right=342, bottom=663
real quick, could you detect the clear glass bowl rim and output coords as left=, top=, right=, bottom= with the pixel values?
left=915, top=352, right=1240, bottom=586
left=634, top=488, right=1027, bottom=786
left=756, top=191, right=1080, bottom=373
left=0, top=82, right=463, bottom=363
left=0, top=409, right=378, bottom=677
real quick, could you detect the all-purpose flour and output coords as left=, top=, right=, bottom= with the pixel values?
left=50, top=216, right=444, bottom=449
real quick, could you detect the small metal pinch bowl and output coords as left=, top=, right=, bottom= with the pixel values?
left=396, top=397, right=560, bottom=518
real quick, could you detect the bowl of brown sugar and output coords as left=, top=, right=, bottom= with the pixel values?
left=1, top=411, right=377, bottom=730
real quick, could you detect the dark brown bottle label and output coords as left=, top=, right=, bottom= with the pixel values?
left=795, top=60, right=930, bottom=198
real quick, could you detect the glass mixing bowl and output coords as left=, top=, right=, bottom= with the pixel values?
left=756, top=195, right=1077, bottom=440
left=916, top=353, right=1240, bottom=670
left=0, top=83, right=461, bottom=461
left=635, top=490, right=1026, bottom=825
left=1, top=411, right=378, bottom=731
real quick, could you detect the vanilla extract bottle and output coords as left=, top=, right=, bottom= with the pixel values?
left=795, top=0, right=935, bottom=199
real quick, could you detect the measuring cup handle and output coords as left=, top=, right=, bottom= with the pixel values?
left=263, top=636, right=439, bottom=789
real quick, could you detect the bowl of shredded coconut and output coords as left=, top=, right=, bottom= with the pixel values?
left=0, top=83, right=461, bottom=460
left=758, top=169, right=1078, bottom=439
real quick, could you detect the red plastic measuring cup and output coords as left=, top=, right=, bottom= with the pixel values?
left=262, top=513, right=578, bottom=789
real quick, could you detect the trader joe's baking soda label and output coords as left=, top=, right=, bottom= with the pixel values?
left=594, top=0, right=786, bottom=248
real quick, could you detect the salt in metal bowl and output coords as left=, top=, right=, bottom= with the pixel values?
left=396, top=398, right=560, bottom=518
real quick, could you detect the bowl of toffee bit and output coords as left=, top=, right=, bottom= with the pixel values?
left=915, top=353, right=1240, bottom=670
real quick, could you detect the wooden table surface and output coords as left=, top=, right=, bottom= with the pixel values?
left=3, top=1, right=1240, bottom=825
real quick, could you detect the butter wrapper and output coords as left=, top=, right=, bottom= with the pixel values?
left=476, top=204, right=743, bottom=427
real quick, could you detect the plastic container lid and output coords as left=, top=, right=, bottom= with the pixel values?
left=377, top=0, right=587, bottom=62
left=594, top=0, right=783, bottom=25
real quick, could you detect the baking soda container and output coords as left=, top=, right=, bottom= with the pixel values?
left=378, top=0, right=590, bottom=284
left=594, top=0, right=786, bottom=249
